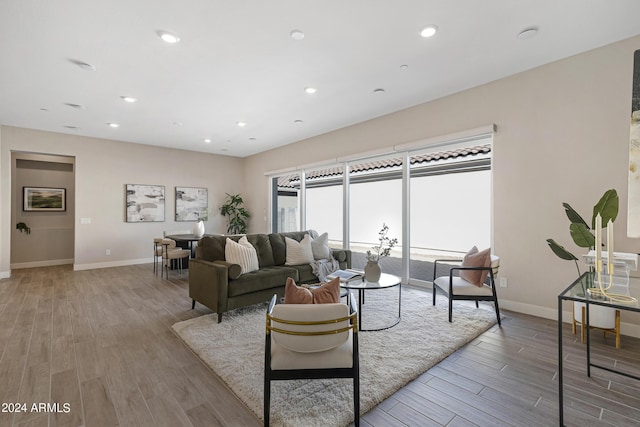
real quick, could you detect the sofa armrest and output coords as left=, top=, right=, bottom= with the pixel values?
left=332, top=249, right=352, bottom=269
left=189, top=259, right=230, bottom=316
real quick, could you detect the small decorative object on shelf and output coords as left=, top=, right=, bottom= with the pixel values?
left=365, top=223, right=398, bottom=282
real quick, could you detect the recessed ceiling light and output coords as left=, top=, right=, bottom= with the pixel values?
left=157, top=30, right=180, bottom=44
left=294, top=119, right=303, bottom=124
left=517, top=27, right=539, bottom=40
left=420, top=25, right=438, bottom=38
left=173, top=121, right=183, bottom=126
left=400, top=64, right=409, bottom=70
left=204, top=138, right=212, bottom=143
left=107, top=123, right=119, bottom=128
left=249, top=137, right=256, bottom=141
left=237, top=121, right=247, bottom=127
left=221, top=148, right=228, bottom=152
left=40, top=108, right=49, bottom=112
left=290, top=30, right=305, bottom=40
left=69, top=59, right=96, bottom=71
left=63, top=125, right=78, bottom=130
left=305, top=87, right=316, bottom=94
left=373, top=88, right=386, bottom=94
left=121, top=96, right=137, bottom=103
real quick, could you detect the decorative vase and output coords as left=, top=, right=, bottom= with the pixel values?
left=364, top=260, right=382, bottom=282
left=192, top=219, right=205, bottom=238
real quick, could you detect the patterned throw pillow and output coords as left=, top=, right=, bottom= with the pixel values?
left=224, top=237, right=259, bottom=274
left=285, top=234, right=314, bottom=265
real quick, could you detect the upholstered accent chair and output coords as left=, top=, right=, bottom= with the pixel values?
left=264, top=294, right=360, bottom=426
left=161, top=238, right=191, bottom=279
left=432, top=255, right=501, bottom=326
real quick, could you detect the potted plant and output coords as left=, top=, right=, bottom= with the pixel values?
left=364, top=223, right=398, bottom=282
left=220, top=193, right=250, bottom=235
left=547, top=189, right=619, bottom=341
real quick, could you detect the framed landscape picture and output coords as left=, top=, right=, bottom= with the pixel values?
left=126, top=184, right=165, bottom=222
left=23, top=187, right=66, bottom=211
left=175, top=187, right=208, bottom=221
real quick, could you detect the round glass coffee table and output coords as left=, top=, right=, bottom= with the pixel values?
left=340, top=273, right=401, bottom=331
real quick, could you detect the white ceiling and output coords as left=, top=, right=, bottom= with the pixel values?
left=2, top=1, right=640, bottom=158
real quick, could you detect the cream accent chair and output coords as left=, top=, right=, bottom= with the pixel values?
left=161, top=238, right=190, bottom=279
left=432, top=255, right=501, bottom=326
left=264, top=294, right=360, bottom=426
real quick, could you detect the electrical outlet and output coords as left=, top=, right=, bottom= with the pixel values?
left=106, top=249, right=111, bottom=256
left=499, top=277, right=507, bottom=288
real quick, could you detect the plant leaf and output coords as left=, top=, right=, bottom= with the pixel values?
left=547, top=239, right=578, bottom=261
left=592, top=189, right=619, bottom=227
left=563, top=203, right=589, bottom=227
left=569, top=223, right=595, bottom=248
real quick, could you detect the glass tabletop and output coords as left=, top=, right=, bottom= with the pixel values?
left=340, top=272, right=400, bottom=290
left=559, top=271, right=640, bottom=312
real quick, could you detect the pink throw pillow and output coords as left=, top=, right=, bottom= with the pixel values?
left=310, top=277, right=341, bottom=303
left=284, top=277, right=313, bottom=304
left=283, top=277, right=341, bottom=304
left=459, top=246, right=491, bottom=287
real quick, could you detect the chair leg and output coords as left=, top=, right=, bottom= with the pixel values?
left=494, top=298, right=501, bottom=326
left=354, top=376, right=360, bottom=427
left=432, top=285, right=436, bottom=306
left=448, top=298, right=453, bottom=323
left=191, top=299, right=196, bottom=309
left=264, top=379, right=270, bottom=426
left=615, top=309, right=621, bottom=349
left=475, top=301, right=479, bottom=308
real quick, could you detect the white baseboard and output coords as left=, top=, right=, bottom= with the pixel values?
left=500, top=298, right=640, bottom=339
left=0, top=271, right=10, bottom=279
left=11, top=259, right=74, bottom=269
left=74, top=257, right=152, bottom=271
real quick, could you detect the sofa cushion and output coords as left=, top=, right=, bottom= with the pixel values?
left=246, top=233, right=275, bottom=267
left=227, top=266, right=301, bottom=297
left=285, top=234, right=314, bottom=265
left=197, top=235, right=226, bottom=262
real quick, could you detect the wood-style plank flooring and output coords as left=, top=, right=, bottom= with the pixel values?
left=0, top=265, right=639, bottom=427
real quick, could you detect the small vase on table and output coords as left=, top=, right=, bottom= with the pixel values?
left=364, top=260, right=381, bottom=282
left=193, top=219, right=205, bottom=238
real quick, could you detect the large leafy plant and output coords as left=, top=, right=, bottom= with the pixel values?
left=220, top=193, right=251, bottom=235
left=546, top=189, right=618, bottom=276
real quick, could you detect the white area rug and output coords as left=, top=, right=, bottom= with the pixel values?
left=172, top=288, right=497, bottom=427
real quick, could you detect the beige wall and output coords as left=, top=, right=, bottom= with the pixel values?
left=0, top=126, right=245, bottom=273
left=244, top=35, right=640, bottom=329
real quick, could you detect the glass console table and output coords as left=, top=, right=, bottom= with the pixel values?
left=557, top=271, right=639, bottom=426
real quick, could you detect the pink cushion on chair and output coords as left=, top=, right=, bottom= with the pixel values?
left=284, top=277, right=341, bottom=304
left=459, top=246, right=491, bottom=287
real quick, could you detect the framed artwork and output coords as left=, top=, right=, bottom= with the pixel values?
left=629, top=49, right=640, bottom=237
left=23, top=187, right=66, bottom=211
left=175, top=187, right=208, bottom=221
left=126, top=184, right=165, bottom=222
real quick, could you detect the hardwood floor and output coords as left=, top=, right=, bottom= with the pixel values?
left=0, top=265, right=638, bottom=427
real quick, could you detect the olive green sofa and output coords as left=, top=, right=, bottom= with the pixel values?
left=189, top=231, right=351, bottom=322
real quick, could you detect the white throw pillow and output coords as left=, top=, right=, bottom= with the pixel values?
left=285, top=234, right=314, bottom=265
left=225, top=237, right=259, bottom=274
left=310, top=232, right=331, bottom=260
